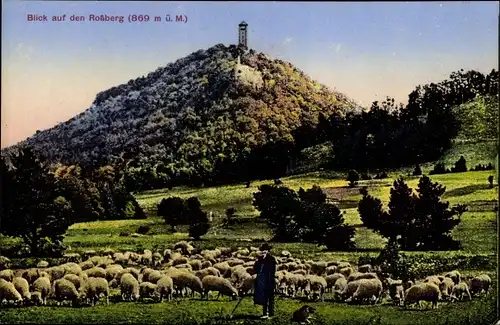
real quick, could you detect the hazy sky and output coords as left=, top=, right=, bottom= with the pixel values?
left=2, top=1, right=498, bottom=148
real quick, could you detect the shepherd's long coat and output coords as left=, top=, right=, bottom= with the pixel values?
left=253, top=254, right=277, bottom=305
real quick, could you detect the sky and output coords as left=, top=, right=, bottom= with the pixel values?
left=1, top=1, right=498, bottom=148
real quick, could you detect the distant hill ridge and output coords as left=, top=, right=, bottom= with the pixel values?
left=3, top=43, right=362, bottom=183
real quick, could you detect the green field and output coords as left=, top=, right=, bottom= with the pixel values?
left=0, top=141, right=498, bottom=325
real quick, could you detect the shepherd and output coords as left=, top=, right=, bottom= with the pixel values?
left=253, top=242, right=277, bottom=319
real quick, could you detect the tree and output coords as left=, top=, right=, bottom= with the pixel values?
left=253, top=184, right=356, bottom=249
left=1, top=148, right=74, bottom=256
left=412, top=175, right=465, bottom=250
left=225, top=207, right=236, bottom=225
left=359, top=175, right=465, bottom=250
left=452, top=155, right=467, bottom=173
left=187, top=198, right=210, bottom=240
left=488, top=175, right=494, bottom=188
left=358, top=187, right=386, bottom=233
left=413, top=164, right=422, bottom=176
left=158, top=197, right=186, bottom=231
left=252, top=184, right=301, bottom=241
left=347, top=170, right=360, bottom=187
left=312, top=203, right=356, bottom=250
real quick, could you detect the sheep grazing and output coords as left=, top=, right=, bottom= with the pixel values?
left=468, top=274, right=492, bottom=297
left=152, top=252, right=163, bottom=267
left=85, top=266, right=107, bottom=279
left=63, top=274, right=85, bottom=291
left=0, top=269, right=14, bottom=282
left=53, top=278, right=81, bottom=307
left=31, top=276, right=51, bottom=305
left=120, top=273, right=140, bottom=301
left=141, top=250, right=153, bottom=266
left=61, top=262, right=83, bottom=276
left=450, top=282, right=471, bottom=302
left=22, top=268, right=41, bottom=284
left=339, top=267, right=354, bottom=278
left=202, top=275, right=238, bottom=300
left=12, top=277, right=31, bottom=303
left=189, top=259, right=202, bottom=271
left=444, top=270, right=461, bottom=285
left=438, top=277, right=455, bottom=301
left=195, top=267, right=221, bottom=280
left=387, top=279, right=404, bottom=306
left=304, top=275, right=327, bottom=301
left=348, top=272, right=378, bottom=283
left=173, top=241, right=194, bottom=256
left=139, top=282, right=158, bottom=301
left=351, top=278, right=383, bottom=305
left=423, top=275, right=441, bottom=287
left=171, top=272, right=204, bottom=298
left=105, top=264, right=123, bottom=282
left=404, top=283, right=441, bottom=309
left=37, top=261, right=49, bottom=268
left=358, top=264, right=372, bottom=273
left=237, top=274, right=255, bottom=296
left=156, top=276, right=174, bottom=302
left=0, top=278, right=23, bottom=306
left=80, top=277, right=110, bottom=306
left=341, top=279, right=361, bottom=301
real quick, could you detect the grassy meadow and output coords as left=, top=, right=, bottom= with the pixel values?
left=0, top=140, right=498, bottom=325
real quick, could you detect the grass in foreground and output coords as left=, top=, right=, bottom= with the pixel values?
left=0, top=289, right=496, bottom=325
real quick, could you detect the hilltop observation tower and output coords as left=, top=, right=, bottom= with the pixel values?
left=238, top=21, right=248, bottom=50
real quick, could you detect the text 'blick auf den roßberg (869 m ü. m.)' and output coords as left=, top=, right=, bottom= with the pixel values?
left=26, top=13, right=188, bottom=23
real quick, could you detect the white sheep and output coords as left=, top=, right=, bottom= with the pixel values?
left=333, top=277, right=348, bottom=301
left=156, top=275, right=174, bottom=301
left=80, top=277, right=110, bottom=306
left=61, top=262, right=83, bottom=275
left=237, top=273, right=255, bottom=296
left=450, top=282, right=471, bottom=302
left=202, top=275, right=238, bottom=300
left=152, top=252, right=163, bottom=267
left=351, top=278, right=383, bottom=304
left=348, top=272, right=378, bottom=283
left=31, top=276, right=51, bottom=305
left=53, top=278, right=81, bottom=307
left=85, top=266, right=107, bottom=278
left=22, top=268, right=41, bottom=284
left=13, top=277, right=31, bottom=302
left=37, top=261, right=49, bottom=268
left=63, top=274, right=85, bottom=291
left=404, top=283, right=441, bottom=309
left=438, top=277, right=455, bottom=301
left=139, top=281, right=158, bottom=301
left=468, top=274, right=492, bottom=297
left=423, top=275, right=441, bottom=287
left=0, top=278, right=23, bottom=306
left=141, top=250, right=153, bottom=266
left=195, top=267, right=221, bottom=280
left=325, top=273, right=345, bottom=292
left=0, top=269, right=14, bottom=282
left=444, top=270, right=461, bottom=285
left=105, top=264, right=123, bottom=281
left=358, top=264, right=372, bottom=273
left=173, top=241, right=194, bottom=255
left=387, top=279, right=404, bottom=306
left=341, top=279, right=361, bottom=301
left=339, top=267, right=354, bottom=278
left=304, top=275, right=327, bottom=301
left=120, top=273, right=140, bottom=301
left=171, top=272, right=204, bottom=298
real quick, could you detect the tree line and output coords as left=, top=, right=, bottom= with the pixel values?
left=250, top=175, right=467, bottom=251
left=1, top=147, right=146, bottom=257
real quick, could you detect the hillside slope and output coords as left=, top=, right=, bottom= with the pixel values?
left=5, top=44, right=361, bottom=185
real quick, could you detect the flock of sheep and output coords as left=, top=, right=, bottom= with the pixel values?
left=0, top=241, right=493, bottom=311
